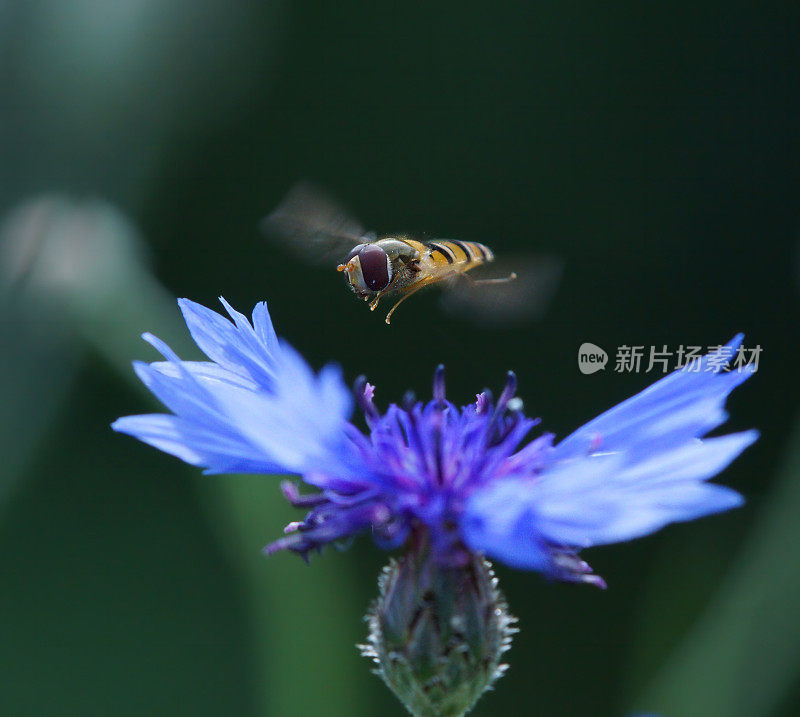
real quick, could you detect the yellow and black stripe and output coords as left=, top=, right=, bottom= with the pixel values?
left=423, top=239, right=494, bottom=268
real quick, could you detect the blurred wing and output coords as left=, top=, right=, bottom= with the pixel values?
left=260, top=183, right=369, bottom=265
left=439, top=254, right=563, bottom=326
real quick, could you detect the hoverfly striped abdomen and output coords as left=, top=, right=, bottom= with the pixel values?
left=422, top=239, right=494, bottom=269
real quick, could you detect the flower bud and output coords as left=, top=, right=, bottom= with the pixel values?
left=361, top=544, right=516, bottom=716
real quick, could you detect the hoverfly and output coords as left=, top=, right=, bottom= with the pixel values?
left=334, top=235, right=515, bottom=324
left=262, top=184, right=560, bottom=325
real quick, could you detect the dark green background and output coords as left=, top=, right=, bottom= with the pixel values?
left=1, top=2, right=798, bottom=715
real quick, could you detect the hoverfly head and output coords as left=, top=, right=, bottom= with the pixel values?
left=337, top=243, right=392, bottom=296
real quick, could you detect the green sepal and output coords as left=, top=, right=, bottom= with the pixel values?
left=360, top=543, right=517, bottom=717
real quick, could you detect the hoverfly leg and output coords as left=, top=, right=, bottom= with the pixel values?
left=369, top=272, right=404, bottom=315
left=384, top=283, right=426, bottom=325
left=465, top=271, right=518, bottom=285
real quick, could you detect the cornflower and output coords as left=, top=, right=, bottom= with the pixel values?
left=113, top=299, right=756, bottom=716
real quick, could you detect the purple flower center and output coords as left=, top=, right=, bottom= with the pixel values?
left=265, top=366, right=550, bottom=566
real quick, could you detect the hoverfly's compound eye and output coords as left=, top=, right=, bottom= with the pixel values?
left=344, top=243, right=367, bottom=264
left=357, top=244, right=392, bottom=291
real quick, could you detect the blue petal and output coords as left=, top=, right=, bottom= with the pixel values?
left=111, top=414, right=287, bottom=474
left=178, top=298, right=278, bottom=389
left=114, top=299, right=358, bottom=482
left=251, top=301, right=279, bottom=354
left=464, top=430, right=756, bottom=569
left=460, top=478, right=551, bottom=570
left=463, top=338, right=757, bottom=574
left=553, top=336, right=755, bottom=460
left=111, top=414, right=207, bottom=466
left=532, top=431, right=756, bottom=547
left=147, top=360, right=259, bottom=390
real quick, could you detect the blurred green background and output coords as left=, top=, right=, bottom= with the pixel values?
left=1, top=2, right=798, bottom=715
